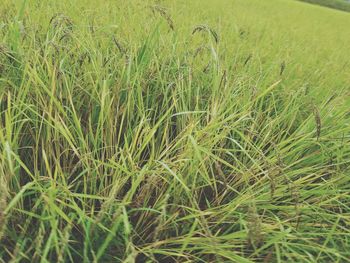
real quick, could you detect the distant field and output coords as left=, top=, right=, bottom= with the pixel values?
left=1, top=0, right=350, bottom=262
left=299, top=0, right=350, bottom=12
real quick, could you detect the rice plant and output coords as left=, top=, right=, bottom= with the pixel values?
left=0, top=0, right=350, bottom=262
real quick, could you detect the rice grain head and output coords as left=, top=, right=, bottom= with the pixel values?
left=313, top=105, right=322, bottom=140
left=192, top=24, right=219, bottom=44
left=150, top=5, right=175, bottom=31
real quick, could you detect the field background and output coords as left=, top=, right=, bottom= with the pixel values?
left=1, top=0, right=350, bottom=262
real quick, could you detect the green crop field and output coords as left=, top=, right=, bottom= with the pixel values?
left=1, top=0, right=350, bottom=262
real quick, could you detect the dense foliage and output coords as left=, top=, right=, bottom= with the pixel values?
left=1, top=0, right=350, bottom=262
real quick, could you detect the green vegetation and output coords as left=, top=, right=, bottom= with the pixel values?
left=299, top=0, right=350, bottom=12
left=1, top=0, right=350, bottom=262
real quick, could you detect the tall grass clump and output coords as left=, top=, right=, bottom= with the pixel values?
left=0, top=0, right=350, bottom=262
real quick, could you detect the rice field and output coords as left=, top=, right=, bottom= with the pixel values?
left=1, top=0, right=350, bottom=262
